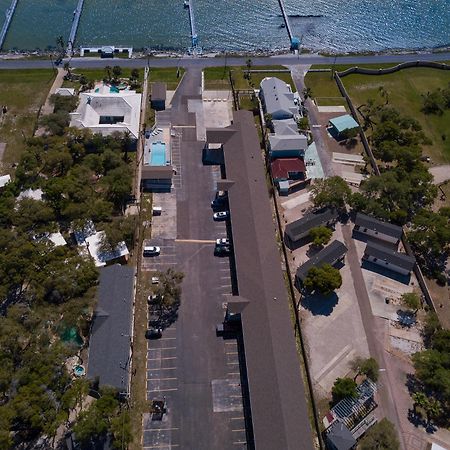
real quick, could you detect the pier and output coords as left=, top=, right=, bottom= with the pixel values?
left=277, top=0, right=300, bottom=50
left=0, top=0, right=18, bottom=51
left=66, top=0, right=84, bottom=56
left=186, top=0, right=200, bottom=53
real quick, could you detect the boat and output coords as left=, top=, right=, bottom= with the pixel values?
left=279, top=23, right=286, bottom=28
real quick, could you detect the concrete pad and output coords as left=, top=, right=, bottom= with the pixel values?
left=151, top=193, right=177, bottom=239
left=317, top=105, right=346, bottom=113
left=281, top=191, right=311, bottom=210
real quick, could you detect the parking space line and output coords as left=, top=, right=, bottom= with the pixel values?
left=148, top=347, right=176, bottom=351
left=144, top=427, right=180, bottom=432
left=226, top=351, right=238, bottom=355
left=147, top=388, right=179, bottom=392
left=146, top=377, right=178, bottom=381
left=159, top=337, right=176, bottom=340
left=231, top=416, right=245, bottom=420
left=143, top=445, right=180, bottom=449
left=147, top=367, right=177, bottom=370
left=227, top=362, right=239, bottom=365
left=232, top=429, right=246, bottom=432
left=148, top=357, right=177, bottom=361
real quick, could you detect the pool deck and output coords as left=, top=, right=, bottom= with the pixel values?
left=144, top=126, right=172, bottom=166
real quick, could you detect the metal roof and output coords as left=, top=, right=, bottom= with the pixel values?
left=364, top=241, right=416, bottom=271
left=260, top=77, right=297, bottom=118
left=296, top=240, right=348, bottom=283
left=269, top=133, right=308, bottom=151
left=355, top=213, right=403, bottom=240
left=87, top=265, right=134, bottom=391
left=329, top=114, right=359, bottom=133
left=270, top=157, right=306, bottom=180
left=285, top=208, right=338, bottom=243
left=151, top=82, right=167, bottom=101
left=206, top=110, right=314, bottom=450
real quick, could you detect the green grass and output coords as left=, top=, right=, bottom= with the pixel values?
left=0, top=69, right=56, bottom=167
left=342, top=68, right=450, bottom=163
left=204, top=66, right=294, bottom=91
left=149, top=67, right=185, bottom=90
left=305, top=72, right=342, bottom=99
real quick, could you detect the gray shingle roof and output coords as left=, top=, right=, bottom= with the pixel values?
left=364, top=241, right=416, bottom=271
left=260, top=77, right=297, bottom=118
left=151, top=82, right=166, bottom=101
left=296, top=240, right=348, bottom=283
left=87, top=265, right=134, bottom=390
left=326, top=421, right=356, bottom=450
left=206, top=110, right=314, bottom=450
left=355, top=213, right=403, bottom=240
left=273, top=119, right=298, bottom=135
left=285, top=208, right=338, bottom=243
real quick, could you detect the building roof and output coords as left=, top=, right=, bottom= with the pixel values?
left=296, top=240, right=348, bottom=282
left=273, top=118, right=298, bottom=135
left=55, top=87, right=75, bottom=96
left=268, top=133, right=308, bottom=152
left=329, top=114, right=359, bottom=133
left=48, top=232, right=67, bottom=247
left=271, top=157, right=306, bottom=180
left=142, top=165, right=173, bottom=180
left=364, top=241, right=416, bottom=271
left=85, top=231, right=129, bottom=267
left=0, top=174, right=11, bottom=188
left=206, top=110, right=313, bottom=450
left=285, top=208, right=338, bottom=243
left=260, top=77, right=297, bottom=118
left=87, top=265, right=134, bottom=390
left=70, top=85, right=141, bottom=139
left=17, top=188, right=43, bottom=202
left=151, top=82, right=167, bottom=102
left=355, top=213, right=403, bottom=240
left=326, top=421, right=356, bottom=450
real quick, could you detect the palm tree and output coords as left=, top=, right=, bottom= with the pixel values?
left=412, top=391, right=428, bottom=415
left=104, top=65, right=112, bottom=82
left=63, top=62, right=71, bottom=78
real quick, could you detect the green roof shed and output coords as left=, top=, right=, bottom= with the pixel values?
left=329, top=114, right=359, bottom=135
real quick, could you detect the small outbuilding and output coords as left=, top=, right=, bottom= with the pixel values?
left=354, top=213, right=403, bottom=246
left=0, top=174, right=11, bottom=189
left=363, top=241, right=416, bottom=276
left=151, top=82, right=167, bottom=111
left=328, top=114, right=359, bottom=139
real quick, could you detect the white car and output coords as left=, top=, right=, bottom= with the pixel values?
left=216, top=238, right=230, bottom=246
left=151, top=276, right=160, bottom=285
left=143, top=246, right=161, bottom=257
left=213, top=211, right=229, bottom=221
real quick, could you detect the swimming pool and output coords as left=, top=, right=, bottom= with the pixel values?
left=150, top=141, right=167, bottom=166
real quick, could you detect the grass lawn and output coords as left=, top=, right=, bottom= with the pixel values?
left=342, top=68, right=450, bottom=164
left=305, top=71, right=342, bottom=99
left=0, top=69, right=56, bottom=168
left=149, top=67, right=185, bottom=90
left=204, top=66, right=294, bottom=91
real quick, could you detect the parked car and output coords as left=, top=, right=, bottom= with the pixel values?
left=145, top=328, right=162, bottom=339
left=214, top=245, right=231, bottom=256
left=148, top=294, right=161, bottom=305
left=216, top=238, right=230, bottom=247
left=148, top=311, right=161, bottom=326
left=151, top=276, right=160, bottom=284
left=143, top=246, right=160, bottom=257
left=213, top=211, right=229, bottom=221
left=211, top=197, right=228, bottom=209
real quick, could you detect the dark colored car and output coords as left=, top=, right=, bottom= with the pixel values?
left=145, top=328, right=162, bottom=339
left=214, top=245, right=231, bottom=256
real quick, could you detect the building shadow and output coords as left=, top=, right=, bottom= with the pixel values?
left=301, top=292, right=339, bottom=316
left=351, top=230, right=398, bottom=250
left=361, top=259, right=411, bottom=285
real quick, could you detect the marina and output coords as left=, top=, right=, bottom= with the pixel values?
left=0, top=0, right=448, bottom=54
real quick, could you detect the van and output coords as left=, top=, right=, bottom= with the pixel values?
left=152, top=206, right=162, bottom=216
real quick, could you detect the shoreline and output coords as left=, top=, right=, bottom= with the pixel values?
left=0, top=44, right=449, bottom=61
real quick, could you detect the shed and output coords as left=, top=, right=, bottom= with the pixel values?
left=328, top=114, right=359, bottom=138
left=151, top=82, right=167, bottom=111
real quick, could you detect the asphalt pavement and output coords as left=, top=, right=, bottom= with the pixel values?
left=142, top=69, right=250, bottom=450
left=0, top=51, right=449, bottom=70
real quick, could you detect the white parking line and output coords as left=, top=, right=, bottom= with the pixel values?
left=232, top=429, right=246, bottom=432
left=148, top=357, right=177, bottom=361
left=159, top=337, right=176, bottom=340
left=147, top=367, right=177, bottom=370
left=146, top=377, right=177, bottom=381
left=148, top=347, right=176, bottom=351
left=147, top=388, right=179, bottom=392
left=226, top=351, right=238, bottom=355
left=143, top=445, right=180, bottom=449
left=144, top=427, right=180, bottom=432
left=231, top=416, right=245, bottom=420
left=227, top=362, right=239, bottom=365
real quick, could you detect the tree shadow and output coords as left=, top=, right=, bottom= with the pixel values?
left=301, top=291, right=339, bottom=316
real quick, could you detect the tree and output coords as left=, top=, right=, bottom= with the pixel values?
left=400, top=292, right=421, bottom=314
left=332, top=377, right=357, bottom=403
left=308, top=226, right=332, bottom=247
left=154, top=268, right=185, bottom=313
left=110, top=409, right=132, bottom=449
left=130, top=68, right=140, bottom=80
left=350, top=356, right=379, bottom=381
left=39, top=111, right=70, bottom=136
left=264, top=113, right=273, bottom=131
left=360, top=418, right=399, bottom=450
left=304, top=264, right=342, bottom=295
left=339, top=126, right=359, bottom=140
left=310, top=176, right=351, bottom=209
left=104, top=65, right=112, bottom=81
left=112, top=65, right=122, bottom=80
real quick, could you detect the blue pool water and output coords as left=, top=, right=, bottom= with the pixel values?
left=150, top=142, right=167, bottom=166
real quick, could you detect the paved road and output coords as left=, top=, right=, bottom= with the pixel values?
left=0, top=51, right=449, bottom=70
left=341, top=224, right=406, bottom=450
left=142, top=69, right=249, bottom=450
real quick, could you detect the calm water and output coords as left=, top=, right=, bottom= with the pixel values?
left=1, top=0, right=449, bottom=52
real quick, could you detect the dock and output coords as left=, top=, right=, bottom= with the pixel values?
left=186, top=0, right=199, bottom=51
left=0, top=0, right=18, bottom=51
left=66, top=0, right=84, bottom=55
left=277, top=0, right=300, bottom=50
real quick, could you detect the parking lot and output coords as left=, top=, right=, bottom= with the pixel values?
left=141, top=69, right=249, bottom=449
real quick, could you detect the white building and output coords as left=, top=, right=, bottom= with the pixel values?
left=259, top=77, right=298, bottom=120
left=0, top=174, right=11, bottom=189
left=70, top=84, right=142, bottom=139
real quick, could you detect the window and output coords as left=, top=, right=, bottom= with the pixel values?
left=99, top=116, right=125, bottom=125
